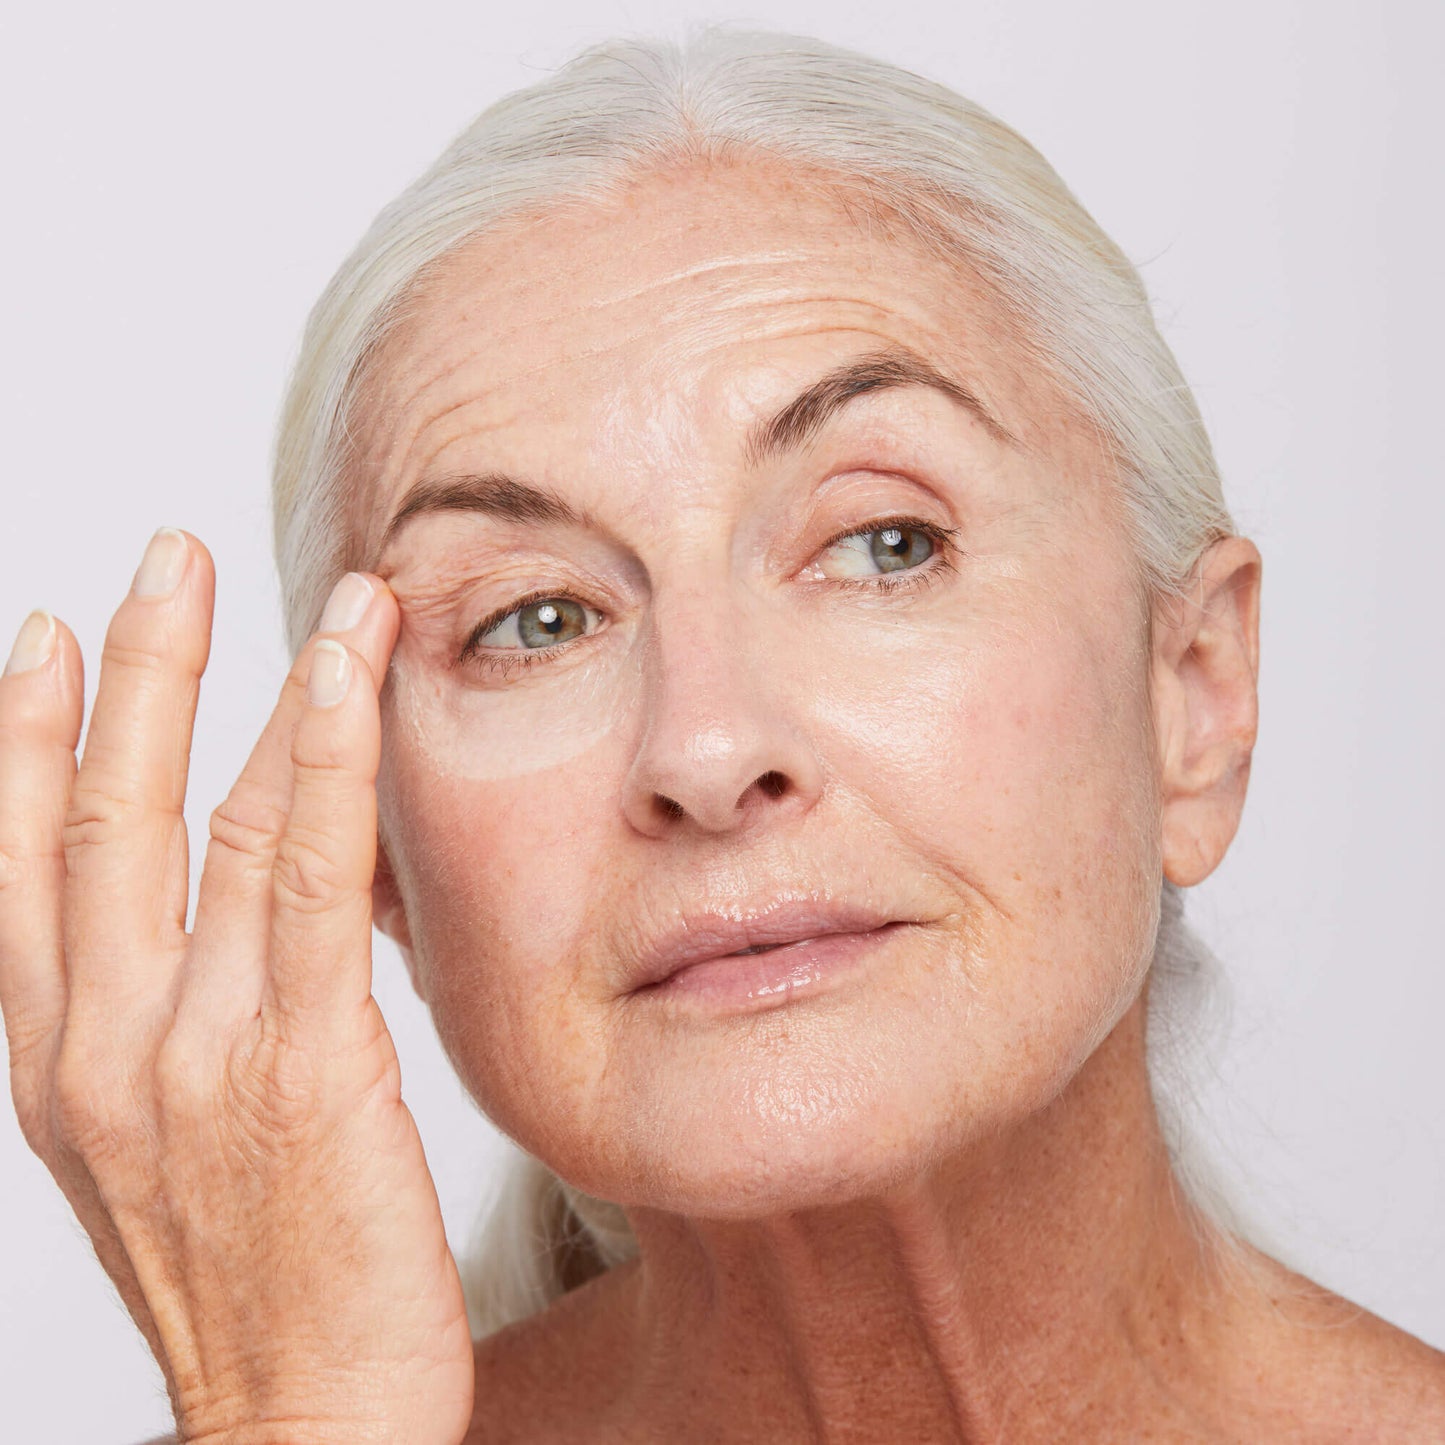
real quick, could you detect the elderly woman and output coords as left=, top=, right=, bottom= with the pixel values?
left=1, top=29, right=1441, bottom=1444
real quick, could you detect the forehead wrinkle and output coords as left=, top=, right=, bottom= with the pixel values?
left=394, top=230, right=951, bottom=394
left=377, top=317, right=1017, bottom=552
left=379, top=304, right=672, bottom=461
left=353, top=178, right=1057, bottom=562
left=394, top=248, right=826, bottom=386
left=570, top=246, right=815, bottom=309
left=374, top=214, right=1004, bottom=436
left=615, top=278, right=950, bottom=352
left=361, top=331, right=642, bottom=534
left=643, top=291, right=1022, bottom=434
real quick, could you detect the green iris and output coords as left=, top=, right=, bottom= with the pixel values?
left=869, top=525, right=934, bottom=572
left=517, top=598, right=589, bottom=648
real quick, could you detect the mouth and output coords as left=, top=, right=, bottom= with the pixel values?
left=627, top=919, right=907, bottom=1011
left=631, top=902, right=900, bottom=985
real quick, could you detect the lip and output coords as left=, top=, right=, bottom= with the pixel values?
left=627, top=901, right=911, bottom=1007
left=640, top=923, right=911, bottom=1011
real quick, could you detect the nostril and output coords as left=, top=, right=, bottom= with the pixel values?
left=646, top=773, right=793, bottom=829
left=756, top=771, right=789, bottom=799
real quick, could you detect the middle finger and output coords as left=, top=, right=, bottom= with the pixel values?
left=62, top=529, right=213, bottom=1012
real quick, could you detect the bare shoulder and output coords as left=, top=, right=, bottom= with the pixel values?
left=1229, top=1252, right=1445, bottom=1441
left=464, top=1261, right=640, bottom=1444
left=1305, top=1302, right=1445, bottom=1439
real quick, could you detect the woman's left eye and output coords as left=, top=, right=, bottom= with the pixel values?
left=815, top=520, right=948, bottom=579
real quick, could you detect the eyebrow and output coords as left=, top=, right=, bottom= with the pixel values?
left=743, top=344, right=1016, bottom=466
left=375, top=471, right=586, bottom=560
left=374, top=344, right=1013, bottom=558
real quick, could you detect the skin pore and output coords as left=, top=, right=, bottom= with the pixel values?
left=344, top=159, right=1442, bottom=1440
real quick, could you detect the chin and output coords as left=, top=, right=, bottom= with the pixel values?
left=555, top=1042, right=1012, bottom=1220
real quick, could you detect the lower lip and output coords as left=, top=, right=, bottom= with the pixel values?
left=636, top=922, right=909, bottom=1012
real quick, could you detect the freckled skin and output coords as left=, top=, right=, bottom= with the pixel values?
left=363, top=164, right=1160, bottom=1198
left=352, top=162, right=1444, bottom=1440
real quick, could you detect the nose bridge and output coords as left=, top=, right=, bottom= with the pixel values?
left=650, top=572, right=751, bottom=728
left=623, top=567, right=822, bottom=835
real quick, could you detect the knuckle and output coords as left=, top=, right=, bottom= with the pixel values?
left=291, top=722, right=358, bottom=776
left=14, top=1106, right=56, bottom=1164
left=51, top=1054, right=124, bottom=1156
left=62, top=781, right=138, bottom=859
left=271, top=830, right=351, bottom=915
left=233, top=1033, right=323, bottom=1117
left=152, top=1030, right=212, bottom=1116
left=0, top=710, right=47, bottom=754
left=3, top=1013, right=57, bottom=1079
left=207, top=786, right=287, bottom=863
left=8, top=1065, right=57, bottom=1160
left=100, top=634, right=167, bottom=679
left=224, top=1025, right=357, bottom=1148
left=0, top=837, right=36, bottom=897
left=279, top=664, right=309, bottom=701
left=108, top=598, right=210, bottom=678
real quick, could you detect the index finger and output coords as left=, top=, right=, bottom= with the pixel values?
left=182, top=574, right=399, bottom=1021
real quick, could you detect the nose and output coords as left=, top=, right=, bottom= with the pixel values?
left=620, top=584, right=825, bottom=838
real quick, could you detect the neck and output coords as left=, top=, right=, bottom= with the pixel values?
left=610, top=996, right=1250, bottom=1442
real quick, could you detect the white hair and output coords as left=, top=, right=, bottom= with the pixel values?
left=270, top=28, right=1245, bottom=1340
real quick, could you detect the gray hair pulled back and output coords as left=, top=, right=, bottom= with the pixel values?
left=270, top=28, right=1237, bottom=1338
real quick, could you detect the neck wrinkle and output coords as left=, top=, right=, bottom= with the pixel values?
left=615, top=997, right=1238, bottom=1443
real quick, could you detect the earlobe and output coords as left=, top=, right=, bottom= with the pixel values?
left=1152, top=536, right=1263, bottom=888
left=372, top=840, right=426, bottom=1001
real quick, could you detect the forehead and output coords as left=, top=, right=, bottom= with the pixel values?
left=348, top=159, right=1059, bottom=549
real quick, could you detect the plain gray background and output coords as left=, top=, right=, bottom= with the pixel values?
left=2, top=1, right=1440, bottom=1438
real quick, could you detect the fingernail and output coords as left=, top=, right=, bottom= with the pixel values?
left=307, top=639, right=352, bottom=708
left=4, top=610, right=56, bottom=677
left=132, top=527, right=188, bottom=598
left=318, top=572, right=374, bottom=634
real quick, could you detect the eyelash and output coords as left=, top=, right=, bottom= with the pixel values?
left=456, top=515, right=960, bottom=679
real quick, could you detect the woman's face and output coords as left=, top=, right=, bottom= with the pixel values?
left=356, top=160, right=1168, bottom=1214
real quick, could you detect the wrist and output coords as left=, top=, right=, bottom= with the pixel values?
left=165, top=1345, right=471, bottom=1445
left=181, top=1424, right=395, bottom=1445
left=178, top=1400, right=467, bottom=1445
left=176, top=1393, right=411, bottom=1445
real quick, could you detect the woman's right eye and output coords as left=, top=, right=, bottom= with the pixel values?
left=465, top=593, right=600, bottom=659
left=477, top=596, right=593, bottom=650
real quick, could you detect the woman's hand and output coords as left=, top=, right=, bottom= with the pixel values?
left=0, top=531, right=474, bottom=1445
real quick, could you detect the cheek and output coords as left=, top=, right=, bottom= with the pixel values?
left=798, top=581, right=1159, bottom=886
left=376, top=711, right=630, bottom=1141
left=799, top=579, right=1163, bottom=1059
left=978, top=612, right=1162, bottom=1071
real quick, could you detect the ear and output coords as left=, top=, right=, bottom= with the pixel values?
left=373, top=840, right=426, bottom=1001
left=1150, top=536, right=1262, bottom=888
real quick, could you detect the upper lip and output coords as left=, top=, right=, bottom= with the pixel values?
left=628, top=900, right=904, bottom=992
